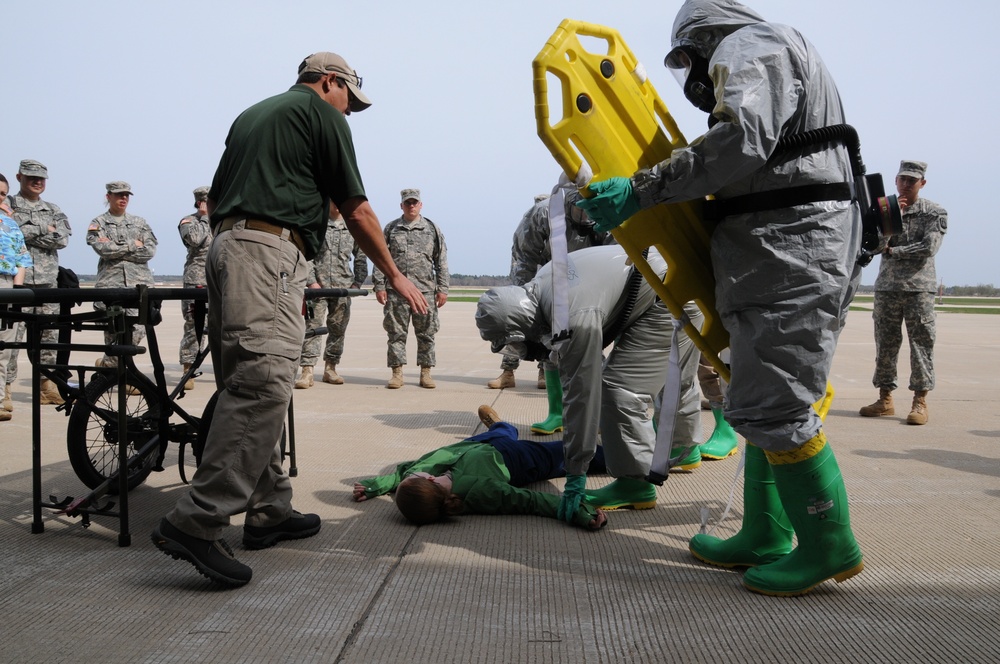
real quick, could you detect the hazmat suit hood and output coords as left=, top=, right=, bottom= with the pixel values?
left=667, top=0, right=765, bottom=62
left=475, top=285, right=548, bottom=356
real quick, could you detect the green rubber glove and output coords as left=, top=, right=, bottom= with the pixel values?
left=576, top=177, right=641, bottom=233
left=558, top=474, right=587, bottom=523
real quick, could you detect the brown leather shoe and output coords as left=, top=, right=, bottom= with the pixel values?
left=477, top=404, right=500, bottom=428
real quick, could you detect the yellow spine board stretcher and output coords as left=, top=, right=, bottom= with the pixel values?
left=533, top=19, right=730, bottom=381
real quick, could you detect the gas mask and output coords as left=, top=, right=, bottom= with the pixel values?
left=665, top=46, right=716, bottom=116
left=564, top=190, right=606, bottom=241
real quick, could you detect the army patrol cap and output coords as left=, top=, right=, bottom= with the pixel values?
left=18, top=159, right=48, bottom=178
left=400, top=188, right=421, bottom=203
left=193, top=186, right=210, bottom=202
left=106, top=181, right=133, bottom=195
left=897, top=160, right=928, bottom=180
left=298, top=51, right=372, bottom=113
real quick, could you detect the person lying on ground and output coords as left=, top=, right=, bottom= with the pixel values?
left=353, top=405, right=608, bottom=530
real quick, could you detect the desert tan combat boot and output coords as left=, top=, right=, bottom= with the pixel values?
left=323, top=361, right=344, bottom=385
left=182, top=363, right=195, bottom=391
left=859, top=388, right=894, bottom=417
left=537, top=367, right=546, bottom=390
left=0, top=408, right=10, bottom=422
left=294, top=367, right=314, bottom=389
left=906, top=390, right=928, bottom=425
left=487, top=370, right=515, bottom=389
left=387, top=366, right=404, bottom=389
left=3, top=384, right=12, bottom=412
left=39, top=379, right=65, bottom=406
left=419, top=366, right=436, bottom=389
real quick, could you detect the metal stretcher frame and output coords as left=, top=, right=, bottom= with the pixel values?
left=0, top=285, right=365, bottom=546
left=532, top=19, right=730, bottom=381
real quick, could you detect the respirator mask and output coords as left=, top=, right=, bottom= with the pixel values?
left=665, top=46, right=716, bottom=116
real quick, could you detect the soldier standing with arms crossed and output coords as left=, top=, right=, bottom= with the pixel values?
left=152, top=51, right=426, bottom=587
left=177, top=186, right=212, bottom=390
left=4, top=160, right=72, bottom=407
left=87, top=182, right=157, bottom=368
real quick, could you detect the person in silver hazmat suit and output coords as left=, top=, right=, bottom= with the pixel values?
left=576, top=0, right=864, bottom=596
left=476, top=245, right=703, bottom=516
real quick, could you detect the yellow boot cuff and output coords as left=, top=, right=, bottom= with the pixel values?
left=764, top=431, right=827, bottom=465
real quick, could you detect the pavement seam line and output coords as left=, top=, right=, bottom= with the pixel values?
left=332, top=528, right=420, bottom=663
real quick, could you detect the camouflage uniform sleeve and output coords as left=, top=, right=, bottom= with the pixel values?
left=87, top=216, right=130, bottom=260
left=178, top=215, right=211, bottom=249
left=891, top=202, right=947, bottom=260
left=433, top=224, right=449, bottom=294
left=19, top=203, right=71, bottom=250
left=371, top=222, right=393, bottom=292
left=352, top=241, right=368, bottom=287
left=127, top=218, right=157, bottom=263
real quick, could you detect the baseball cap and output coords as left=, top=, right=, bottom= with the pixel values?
left=18, top=159, right=48, bottom=178
left=400, top=188, right=421, bottom=203
left=897, top=160, right=928, bottom=179
left=298, top=52, right=372, bottom=113
left=106, top=181, right=133, bottom=194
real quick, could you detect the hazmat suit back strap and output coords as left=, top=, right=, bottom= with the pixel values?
left=703, top=182, right=852, bottom=221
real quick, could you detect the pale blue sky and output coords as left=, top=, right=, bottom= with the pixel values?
left=5, top=1, right=995, bottom=286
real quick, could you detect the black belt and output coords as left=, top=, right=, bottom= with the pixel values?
left=217, top=217, right=306, bottom=255
left=702, top=182, right=853, bottom=221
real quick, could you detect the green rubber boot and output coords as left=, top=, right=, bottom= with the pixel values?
left=530, top=369, right=563, bottom=435
left=699, top=408, right=739, bottom=460
left=689, top=444, right=793, bottom=568
left=585, top=477, right=657, bottom=510
left=743, top=434, right=865, bottom=597
left=671, top=444, right=701, bottom=473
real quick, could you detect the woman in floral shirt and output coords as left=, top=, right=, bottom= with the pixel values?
left=0, top=173, right=34, bottom=421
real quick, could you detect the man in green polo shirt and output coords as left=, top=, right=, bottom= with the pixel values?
left=153, top=51, right=427, bottom=588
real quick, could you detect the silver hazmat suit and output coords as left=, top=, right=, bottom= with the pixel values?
left=476, top=245, right=702, bottom=477
left=630, top=0, right=862, bottom=451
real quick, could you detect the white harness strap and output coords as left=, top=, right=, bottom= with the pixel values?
left=547, top=178, right=572, bottom=348
left=648, top=313, right=701, bottom=483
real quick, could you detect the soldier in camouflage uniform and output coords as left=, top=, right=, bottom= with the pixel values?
left=372, top=189, right=448, bottom=389
left=294, top=202, right=368, bottom=388
left=87, top=182, right=158, bottom=368
left=488, top=190, right=611, bottom=392
left=177, top=186, right=212, bottom=390
left=860, top=160, right=947, bottom=425
left=4, top=159, right=72, bottom=406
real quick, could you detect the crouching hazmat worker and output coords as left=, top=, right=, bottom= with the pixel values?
left=475, top=245, right=702, bottom=518
left=576, top=0, right=865, bottom=596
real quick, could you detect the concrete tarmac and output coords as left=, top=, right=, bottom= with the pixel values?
left=1, top=295, right=998, bottom=663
